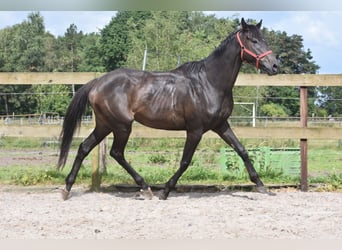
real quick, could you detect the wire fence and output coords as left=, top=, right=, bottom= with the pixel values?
left=2, top=112, right=342, bottom=128
left=0, top=113, right=93, bottom=126
left=1, top=89, right=342, bottom=128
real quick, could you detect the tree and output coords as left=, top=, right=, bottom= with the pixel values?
left=55, top=24, right=83, bottom=72
left=0, top=83, right=38, bottom=115
left=259, top=103, right=288, bottom=118
left=260, top=29, right=320, bottom=116
left=100, top=11, right=152, bottom=71
left=78, top=33, right=105, bottom=72
left=265, top=30, right=319, bottom=74
left=0, top=26, right=18, bottom=71
left=316, top=87, right=342, bottom=116
left=30, top=84, right=72, bottom=115
left=20, top=12, right=46, bottom=72
left=0, top=12, right=49, bottom=115
left=42, top=33, right=60, bottom=72
left=0, top=12, right=48, bottom=72
left=126, top=11, right=237, bottom=71
left=127, top=11, right=192, bottom=71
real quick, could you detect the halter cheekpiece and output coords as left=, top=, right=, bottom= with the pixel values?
left=236, top=31, right=272, bottom=69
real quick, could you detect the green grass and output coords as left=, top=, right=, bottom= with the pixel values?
left=309, top=148, right=342, bottom=175
left=0, top=137, right=341, bottom=190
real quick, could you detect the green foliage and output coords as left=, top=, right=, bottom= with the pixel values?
left=12, top=168, right=55, bottom=185
left=0, top=12, right=48, bottom=72
left=181, top=166, right=221, bottom=182
left=0, top=84, right=35, bottom=115
left=126, top=11, right=236, bottom=71
left=264, top=30, right=319, bottom=74
left=30, top=84, right=72, bottom=115
left=259, top=103, right=288, bottom=117
left=261, top=29, right=320, bottom=116
left=260, top=86, right=316, bottom=117
left=316, top=86, right=342, bottom=116
left=327, top=173, right=342, bottom=190
left=148, top=154, right=170, bottom=164
left=100, top=11, right=152, bottom=71
left=78, top=33, right=105, bottom=72
left=55, top=23, right=83, bottom=72
left=310, top=173, right=342, bottom=191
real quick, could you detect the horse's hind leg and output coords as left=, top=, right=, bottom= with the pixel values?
left=110, top=128, right=153, bottom=199
left=62, top=128, right=109, bottom=200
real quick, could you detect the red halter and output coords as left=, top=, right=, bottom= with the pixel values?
left=236, top=32, right=273, bottom=69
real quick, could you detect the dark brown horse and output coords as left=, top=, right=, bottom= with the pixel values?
left=58, top=18, right=279, bottom=200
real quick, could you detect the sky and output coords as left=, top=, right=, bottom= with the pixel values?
left=0, top=11, right=341, bottom=74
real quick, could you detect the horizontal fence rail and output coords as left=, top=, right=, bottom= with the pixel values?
left=1, top=124, right=341, bottom=140
left=1, top=72, right=342, bottom=86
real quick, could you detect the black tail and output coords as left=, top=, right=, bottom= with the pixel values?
left=57, top=80, right=96, bottom=170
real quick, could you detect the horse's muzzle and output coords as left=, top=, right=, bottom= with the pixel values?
left=268, top=63, right=279, bottom=75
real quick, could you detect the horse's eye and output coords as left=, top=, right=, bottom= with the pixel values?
left=248, top=35, right=258, bottom=44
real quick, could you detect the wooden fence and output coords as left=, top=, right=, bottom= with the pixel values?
left=1, top=72, right=342, bottom=191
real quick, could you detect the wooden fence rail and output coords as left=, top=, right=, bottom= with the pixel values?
left=1, top=72, right=342, bottom=191
left=1, top=72, right=342, bottom=86
left=0, top=124, right=341, bottom=140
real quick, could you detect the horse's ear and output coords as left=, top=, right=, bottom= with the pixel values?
left=241, top=18, right=248, bottom=31
left=256, top=19, right=263, bottom=29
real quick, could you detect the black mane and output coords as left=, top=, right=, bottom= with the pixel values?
left=173, top=60, right=205, bottom=74
left=210, top=30, right=239, bottom=58
left=173, top=30, right=239, bottom=74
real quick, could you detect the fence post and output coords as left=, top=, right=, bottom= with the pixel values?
left=91, top=138, right=107, bottom=192
left=91, top=143, right=101, bottom=192
left=91, top=110, right=101, bottom=192
left=300, top=86, right=308, bottom=191
left=100, top=137, right=107, bottom=174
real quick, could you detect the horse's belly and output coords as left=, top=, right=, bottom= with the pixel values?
left=134, top=111, right=186, bottom=130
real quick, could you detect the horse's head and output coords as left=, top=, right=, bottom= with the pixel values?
left=237, top=18, right=279, bottom=75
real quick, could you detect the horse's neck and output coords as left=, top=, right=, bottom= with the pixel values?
left=204, top=40, right=242, bottom=92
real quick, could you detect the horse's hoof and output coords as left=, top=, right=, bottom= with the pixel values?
left=61, top=189, right=71, bottom=200
left=256, top=186, right=276, bottom=196
left=158, top=190, right=168, bottom=200
left=134, top=187, right=154, bottom=200
left=256, top=185, right=267, bottom=193
left=144, top=187, right=154, bottom=200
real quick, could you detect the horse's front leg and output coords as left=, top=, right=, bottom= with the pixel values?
left=159, top=130, right=202, bottom=200
left=213, top=121, right=272, bottom=194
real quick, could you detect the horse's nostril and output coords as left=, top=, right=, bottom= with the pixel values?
left=273, top=64, right=279, bottom=72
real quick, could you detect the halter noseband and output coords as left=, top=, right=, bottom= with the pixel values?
left=236, top=31, right=272, bottom=69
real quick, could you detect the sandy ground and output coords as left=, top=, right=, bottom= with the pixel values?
left=0, top=185, right=341, bottom=239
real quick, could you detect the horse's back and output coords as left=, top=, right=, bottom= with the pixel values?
left=88, top=68, right=198, bottom=129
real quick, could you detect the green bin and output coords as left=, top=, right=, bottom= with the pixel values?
left=219, top=147, right=300, bottom=177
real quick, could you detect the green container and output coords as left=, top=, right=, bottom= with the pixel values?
left=219, top=147, right=300, bottom=177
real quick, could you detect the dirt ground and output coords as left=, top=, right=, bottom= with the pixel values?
left=0, top=149, right=61, bottom=168
left=0, top=184, right=341, bottom=239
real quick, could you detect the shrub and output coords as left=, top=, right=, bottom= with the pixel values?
left=259, top=103, right=288, bottom=117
